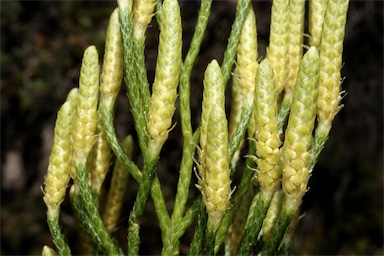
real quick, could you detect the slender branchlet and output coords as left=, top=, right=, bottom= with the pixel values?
left=68, top=186, right=95, bottom=255
left=227, top=185, right=255, bottom=255
left=43, top=88, right=78, bottom=216
left=71, top=46, right=100, bottom=175
left=147, top=0, right=182, bottom=153
left=221, top=0, right=250, bottom=85
left=198, top=60, right=231, bottom=233
left=252, top=59, right=282, bottom=202
left=267, top=0, right=289, bottom=94
left=132, top=0, right=156, bottom=40
left=228, top=67, right=243, bottom=170
left=229, top=67, right=242, bottom=139
left=309, top=0, right=329, bottom=48
left=118, top=0, right=150, bottom=153
left=312, top=0, right=349, bottom=169
left=282, top=47, right=319, bottom=213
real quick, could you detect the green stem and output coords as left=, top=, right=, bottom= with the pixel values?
left=119, top=7, right=148, bottom=153
left=151, top=175, right=171, bottom=234
left=310, top=130, right=329, bottom=171
left=73, top=165, right=121, bottom=255
left=221, top=0, right=251, bottom=86
left=236, top=194, right=270, bottom=256
left=69, top=188, right=96, bottom=255
left=133, top=38, right=151, bottom=114
left=46, top=213, right=71, bottom=256
left=100, top=104, right=142, bottom=182
left=277, top=96, right=292, bottom=130
left=225, top=184, right=256, bottom=255
left=162, top=130, right=200, bottom=255
left=127, top=153, right=159, bottom=255
left=258, top=209, right=293, bottom=255
left=229, top=105, right=253, bottom=175
left=101, top=102, right=171, bottom=239
left=183, top=0, right=213, bottom=75
left=177, top=197, right=201, bottom=238
left=203, top=230, right=216, bottom=256
left=170, top=130, right=199, bottom=224
left=214, top=142, right=257, bottom=253
left=188, top=199, right=207, bottom=256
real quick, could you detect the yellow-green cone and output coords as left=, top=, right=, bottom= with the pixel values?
left=282, top=47, right=319, bottom=213
left=316, top=0, right=349, bottom=137
left=284, top=0, right=306, bottom=104
left=42, top=245, right=58, bottom=256
left=100, top=9, right=123, bottom=109
left=237, top=7, right=258, bottom=138
left=267, top=0, right=289, bottom=94
left=309, top=0, right=328, bottom=48
left=147, top=0, right=182, bottom=149
left=237, top=7, right=258, bottom=109
left=199, top=60, right=225, bottom=186
left=198, top=60, right=230, bottom=233
left=252, top=59, right=282, bottom=202
left=43, top=89, right=78, bottom=216
left=71, top=46, right=100, bottom=174
left=204, top=106, right=231, bottom=233
left=132, top=0, right=156, bottom=40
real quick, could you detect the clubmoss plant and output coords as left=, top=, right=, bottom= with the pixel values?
left=42, top=0, right=350, bottom=255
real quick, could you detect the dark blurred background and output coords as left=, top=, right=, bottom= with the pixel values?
left=1, top=1, right=383, bottom=255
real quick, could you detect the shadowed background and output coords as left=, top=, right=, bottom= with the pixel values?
left=1, top=1, right=383, bottom=255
